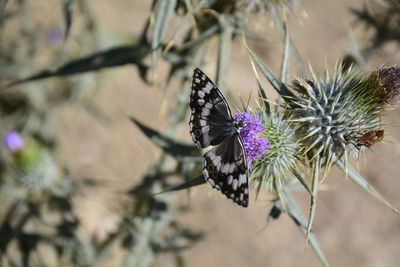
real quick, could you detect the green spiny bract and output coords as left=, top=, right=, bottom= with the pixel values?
left=251, top=107, right=300, bottom=190
left=288, top=66, right=399, bottom=167
left=12, top=139, right=61, bottom=193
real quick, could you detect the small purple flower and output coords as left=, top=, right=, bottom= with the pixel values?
left=47, top=27, right=63, bottom=45
left=234, top=112, right=270, bottom=168
left=3, top=131, right=25, bottom=152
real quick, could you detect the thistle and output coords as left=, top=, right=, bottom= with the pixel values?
left=232, top=107, right=301, bottom=195
left=250, top=108, right=301, bottom=192
left=285, top=65, right=400, bottom=236
left=3, top=131, right=61, bottom=193
left=289, top=65, right=399, bottom=168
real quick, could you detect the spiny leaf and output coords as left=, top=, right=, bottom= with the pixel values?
left=162, top=176, right=206, bottom=193
left=130, top=117, right=199, bottom=159
left=178, top=224, right=204, bottom=241
left=257, top=79, right=270, bottom=113
left=216, top=14, right=233, bottom=86
left=152, top=0, right=176, bottom=49
left=0, top=0, right=8, bottom=17
left=165, top=0, right=208, bottom=52
left=350, top=7, right=378, bottom=29
left=336, top=159, right=400, bottom=215
left=247, top=45, right=270, bottom=113
left=128, top=166, right=177, bottom=197
left=280, top=191, right=330, bottom=267
left=307, top=155, right=321, bottom=241
left=61, top=0, right=74, bottom=40
left=151, top=0, right=177, bottom=73
left=290, top=166, right=313, bottom=196
left=280, top=23, right=290, bottom=83
left=245, top=44, right=294, bottom=99
left=180, top=24, right=220, bottom=51
left=162, top=23, right=220, bottom=88
left=268, top=4, right=304, bottom=73
left=8, top=45, right=149, bottom=86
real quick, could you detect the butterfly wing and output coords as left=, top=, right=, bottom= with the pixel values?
left=202, top=133, right=249, bottom=207
left=189, top=68, right=249, bottom=207
left=189, top=68, right=236, bottom=148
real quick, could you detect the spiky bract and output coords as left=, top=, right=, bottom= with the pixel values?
left=5, top=136, right=61, bottom=193
left=289, top=66, right=388, bottom=166
left=17, top=150, right=60, bottom=192
left=251, top=109, right=300, bottom=187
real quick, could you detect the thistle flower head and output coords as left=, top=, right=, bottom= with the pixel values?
left=19, top=149, right=60, bottom=192
left=250, top=108, right=300, bottom=187
left=376, top=67, right=400, bottom=104
left=234, top=112, right=270, bottom=168
left=4, top=134, right=61, bottom=192
left=290, top=65, right=390, bottom=166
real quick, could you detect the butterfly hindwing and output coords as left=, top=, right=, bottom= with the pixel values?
left=202, top=133, right=249, bottom=207
left=189, top=68, right=235, bottom=148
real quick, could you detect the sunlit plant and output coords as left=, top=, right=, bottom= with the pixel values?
left=2, top=1, right=399, bottom=267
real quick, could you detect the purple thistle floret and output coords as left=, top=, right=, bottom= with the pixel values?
left=377, top=67, right=400, bottom=103
left=234, top=112, right=270, bottom=168
left=3, top=131, right=25, bottom=152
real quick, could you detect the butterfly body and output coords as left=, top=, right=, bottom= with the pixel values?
left=189, top=68, right=249, bottom=207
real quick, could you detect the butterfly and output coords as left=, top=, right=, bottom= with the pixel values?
left=189, top=68, right=249, bottom=207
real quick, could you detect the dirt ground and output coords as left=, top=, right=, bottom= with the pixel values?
left=55, top=0, right=400, bottom=266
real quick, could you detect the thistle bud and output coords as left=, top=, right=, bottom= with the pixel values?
left=249, top=110, right=300, bottom=186
left=3, top=131, right=60, bottom=192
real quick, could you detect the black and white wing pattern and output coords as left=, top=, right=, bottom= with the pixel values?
left=189, top=68, right=249, bottom=207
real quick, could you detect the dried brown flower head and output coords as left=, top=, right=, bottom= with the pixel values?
left=377, top=67, right=400, bottom=104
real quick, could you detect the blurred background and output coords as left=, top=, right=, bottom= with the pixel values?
left=1, top=0, right=400, bottom=266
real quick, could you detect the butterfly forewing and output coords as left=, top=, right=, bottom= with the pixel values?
left=189, top=68, right=236, bottom=148
left=189, top=68, right=249, bottom=208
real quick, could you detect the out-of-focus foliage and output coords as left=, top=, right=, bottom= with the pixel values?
left=344, top=0, right=400, bottom=69
left=1, top=0, right=204, bottom=266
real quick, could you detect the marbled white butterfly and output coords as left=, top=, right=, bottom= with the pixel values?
left=189, top=68, right=249, bottom=207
